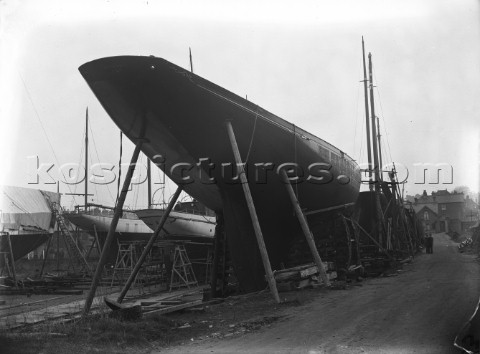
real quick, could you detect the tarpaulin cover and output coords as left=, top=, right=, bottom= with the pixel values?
left=0, top=185, right=59, bottom=233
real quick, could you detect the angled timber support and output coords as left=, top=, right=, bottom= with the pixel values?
left=225, top=120, right=280, bottom=304
left=116, top=186, right=183, bottom=303
left=351, top=219, right=395, bottom=262
left=280, top=169, right=331, bottom=287
left=39, top=234, right=53, bottom=277
left=82, top=140, right=144, bottom=317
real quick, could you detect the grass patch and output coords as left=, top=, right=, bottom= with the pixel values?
left=2, top=313, right=181, bottom=354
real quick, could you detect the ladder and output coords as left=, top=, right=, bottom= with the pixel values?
left=169, top=243, right=198, bottom=291
left=50, top=201, right=91, bottom=275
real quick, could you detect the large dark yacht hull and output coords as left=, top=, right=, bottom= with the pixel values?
left=79, top=56, right=361, bottom=292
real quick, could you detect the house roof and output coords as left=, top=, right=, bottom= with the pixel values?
left=414, top=190, right=465, bottom=205
left=414, top=204, right=438, bottom=216
left=436, top=193, right=465, bottom=204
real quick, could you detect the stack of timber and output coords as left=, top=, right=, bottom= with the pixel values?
left=104, top=285, right=220, bottom=319
left=286, top=212, right=355, bottom=275
left=273, top=262, right=337, bottom=292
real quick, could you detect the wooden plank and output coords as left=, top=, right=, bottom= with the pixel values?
left=143, top=299, right=203, bottom=316
left=274, top=263, right=315, bottom=274
left=299, top=266, right=318, bottom=278
left=225, top=121, right=280, bottom=303
left=274, top=271, right=300, bottom=282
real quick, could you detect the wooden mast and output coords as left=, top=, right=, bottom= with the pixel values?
left=377, top=117, right=383, bottom=172
left=147, top=159, right=152, bottom=209
left=189, top=47, right=194, bottom=73
left=368, top=53, right=381, bottom=189
left=368, top=52, right=384, bottom=245
left=362, top=37, right=373, bottom=191
left=85, top=107, right=88, bottom=210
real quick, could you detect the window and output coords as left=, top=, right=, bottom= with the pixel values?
left=424, top=211, right=429, bottom=220
left=441, top=204, right=447, bottom=211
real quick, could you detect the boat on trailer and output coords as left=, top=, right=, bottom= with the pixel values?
left=78, top=56, right=361, bottom=292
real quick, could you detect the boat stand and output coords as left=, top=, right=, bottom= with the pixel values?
left=225, top=120, right=280, bottom=303
left=82, top=140, right=145, bottom=317
left=280, top=170, right=331, bottom=287
left=116, top=186, right=183, bottom=303
left=110, top=240, right=140, bottom=287
left=85, top=225, right=102, bottom=260
left=39, top=234, right=53, bottom=277
left=169, top=243, right=198, bottom=291
left=0, top=232, right=17, bottom=286
left=341, top=215, right=362, bottom=267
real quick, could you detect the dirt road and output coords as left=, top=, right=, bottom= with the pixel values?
left=156, top=233, right=480, bottom=353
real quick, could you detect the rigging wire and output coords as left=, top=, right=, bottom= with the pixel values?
left=352, top=82, right=361, bottom=161
left=70, top=134, right=85, bottom=210
left=155, top=168, right=166, bottom=205
left=353, top=50, right=365, bottom=164
left=89, top=146, right=98, bottom=205
left=18, top=73, right=77, bottom=204
left=116, top=131, right=123, bottom=206
left=89, top=122, right=115, bottom=205
left=244, top=107, right=259, bottom=164
left=375, top=88, right=394, bottom=166
left=358, top=94, right=365, bottom=177
left=293, top=124, right=299, bottom=199
left=132, top=154, right=143, bottom=210
left=372, top=65, right=395, bottom=166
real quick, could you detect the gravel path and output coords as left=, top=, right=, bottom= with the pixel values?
left=156, top=232, right=479, bottom=354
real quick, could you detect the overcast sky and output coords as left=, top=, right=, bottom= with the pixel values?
left=1, top=0, right=479, bottom=209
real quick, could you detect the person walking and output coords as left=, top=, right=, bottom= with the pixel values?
left=425, top=233, right=433, bottom=254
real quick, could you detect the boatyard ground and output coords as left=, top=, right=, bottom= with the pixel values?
left=1, top=232, right=479, bottom=354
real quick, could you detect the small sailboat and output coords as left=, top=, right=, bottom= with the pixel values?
left=136, top=199, right=216, bottom=243
left=64, top=110, right=217, bottom=259
left=63, top=109, right=153, bottom=259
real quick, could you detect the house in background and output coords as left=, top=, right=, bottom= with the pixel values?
left=412, top=189, right=479, bottom=234
left=463, top=195, right=480, bottom=231
left=435, top=190, right=464, bottom=234
left=412, top=190, right=439, bottom=233
left=416, top=205, right=439, bottom=233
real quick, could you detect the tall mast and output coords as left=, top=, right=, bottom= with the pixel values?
left=377, top=117, right=383, bottom=172
left=368, top=53, right=384, bottom=244
left=362, top=37, right=373, bottom=190
left=368, top=53, right=381, bottom=188
left=85, top=107, right=88, bottom=210
left=189, top=47, right=194, bottom=73
left=147, top=158, right=152, bottom=209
